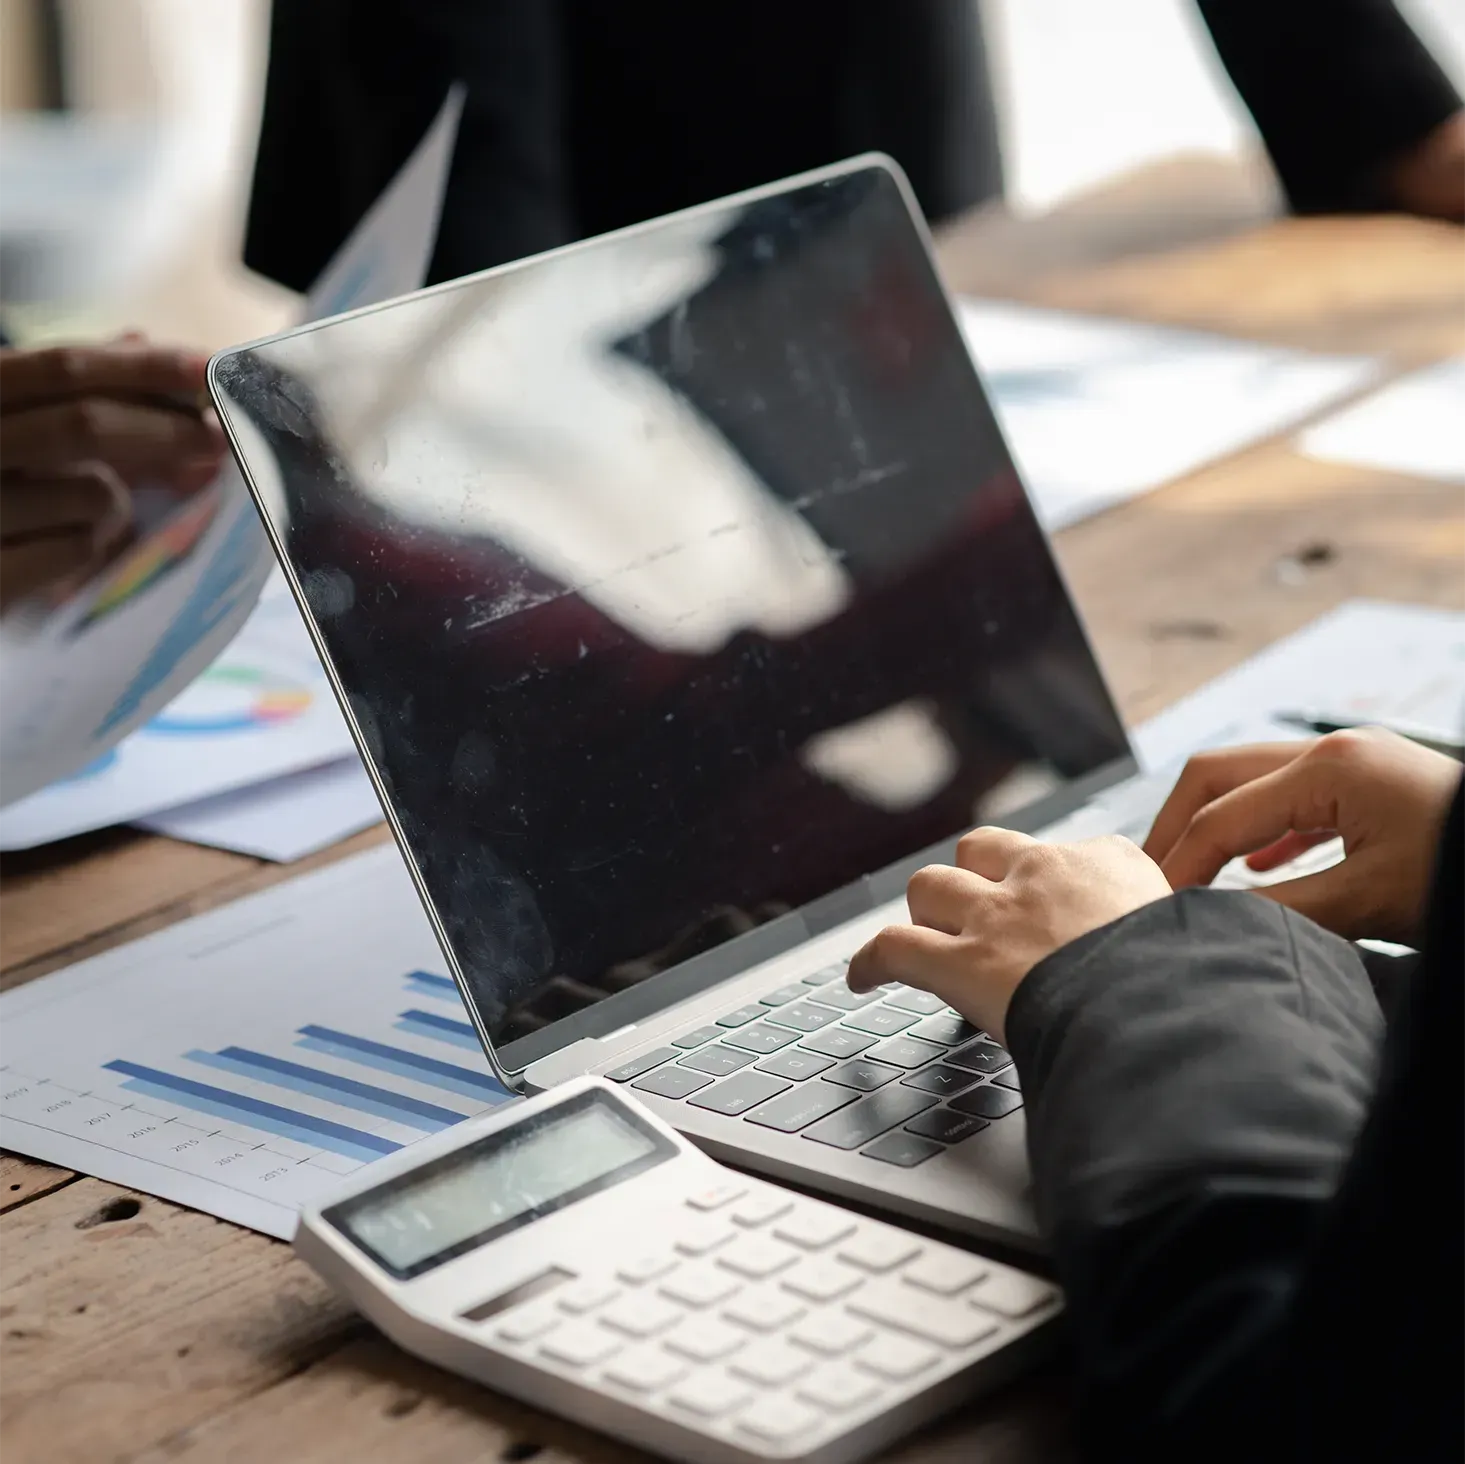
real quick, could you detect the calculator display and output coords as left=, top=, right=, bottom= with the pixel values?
left=328, top=1090, right=675, bottom=1278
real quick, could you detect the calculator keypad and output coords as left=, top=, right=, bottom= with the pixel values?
left=484, top=1181, right=1061, bottom=1456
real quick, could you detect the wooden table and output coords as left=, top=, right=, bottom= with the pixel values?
left=4, top=177, right=1463, bottom=1464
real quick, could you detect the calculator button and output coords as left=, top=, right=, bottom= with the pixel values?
left=672, top=1025, right=722, bottom=1049
left=854, top=1333, right=941, bottom=1381
left=667, top=1371, right=751, bottom=1418
left=659, top=1265, right=740, bottom=1309
left=789, top=1312, right=873, bottom=1357
left=494, top=1305, right=561, bottom=1344
left=617, top=1254, right=679, bottom=1285
left=807, top=983, right=881, bottom=1011
left=722, top=1022, right=800, bottom=1055
left=736, top=1394, right=823, bottom=1442
left=687, top=1070, right=791, bottom=1116
left=841, top=1005, right=919, bottom=1037
left=730, top=1339, right=814, bottom=1387
left=601, top=1347, right=686, bottom=1393
left=631, top=1065, right=714, bottom=1100
left=779, top=1257, right=864, bottom=1302
left=557, top=1279, right=621, bottom=1315
left=798, top=1026, right=878, bottom=1060
left=664, top=1316, right=747, bottom=1362
left=968, top=1270, right=1060, bottom=1318
left=825, top=1058, right=902, bottom=1091
left=948, top=1084, right=1023, bottom=1120
left=730, top=1192, right=793, bottom=1228
left=900, top=1064, right=978, bottom=1097
left=723, top=1289, right=806, bottom=1332
left=946, top=1039, right=1014, bottom=1075
left=758, top=984, right=807, bottom=1006
left=903, top=1251, right=990, bottom=1297
left=850, top=1284, right=999, bottom=1348
left=860, top=1132, right=943, bottom=1168
left=882, top=987, right=947, bottom=1015
left=907, top=1014, right=981, bottom=1046
left=677, top=1043, right=757, bottom=1077
left=764, top=1001, right=842, bottom=1033
left=773, top=1208, right=857, bottom=1252
left=837, top=1230, right=922, bottom=1274
left=755, top=1048, right=836, bottom=1081
left=717, top=1234, right=801, bottom=1280
left=600, top=1294, right=684, bottom=1338
left=744, top=1079, right=858, bottom=1133
left=803, top=1086, right=937, bottom=1150
left=863, top=1036, right=948, bottom=1071
left=798, top=1365, right=881, bottom=1413
left=685, top=1181, right=746, bottom=1211
left=674, top=1216, right=736, bottom=1256
left=716, top=1006, right=765, bottom=1028
left=540, top=1322, right=621, bottom=1367
left=903, top=1108, right=989, bottom=1144
left=603, top=1047, right=677, bottom=1083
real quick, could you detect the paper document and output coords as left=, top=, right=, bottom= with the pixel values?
left=961, top=298, right=1379, bottom=530
left=0, top=87, right=463, bottom=811
left=1297, top=358, right=1465, bottom=484
left=0, top=845, right=511, bottom=1239
left=138, top=756, right=382, bottom=862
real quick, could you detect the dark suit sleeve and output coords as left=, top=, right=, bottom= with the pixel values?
left=1195, top=0, right=1461, bottom=213
left=1007, top=894, right=1384, bottom=1461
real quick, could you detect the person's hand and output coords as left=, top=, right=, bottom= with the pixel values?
left=1144, top=729, right=1460, bottom=946
left=846, top=829, right=1171, bottom=1045
left=1, top=340, right=225, bottom=608
left=1387, top=111, right=1465, bottom=222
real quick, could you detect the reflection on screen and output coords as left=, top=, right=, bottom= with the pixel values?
left=213, top=164, right=1130, bottom=1059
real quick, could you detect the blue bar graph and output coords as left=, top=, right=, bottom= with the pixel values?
left=296, top=1026, right=509, bottom=1103
left=185, top=1047, right=466, bottom=1130
left=394, top=1008, right=481, bottom=1052
left=104, top=1060, right=400, bottom=1162
left=405, top=971, right=460, bottom=1003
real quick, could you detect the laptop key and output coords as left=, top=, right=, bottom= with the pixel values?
left=907, top=1014, right=981, bottom=1047
left=807, top=984, right=881, bottom=1012
left=882, top=988, right=946, bottom=1016
left=759, top=984, right=807, bottom=1007
left=841, top=1006, right=919, bottom=1038
left=900, top=1064, right=978, bottom=1098
left=723, top=1023, right=800, bottom=1055
left=803, top=962, right=849, bottom=985
left=765, top=1001, right=842, bottom=1034
left=949, top=1084, right=1023, bottom=1119
left=744, top=1080, right=859, bottom=1133
left=755, top=1049, right=836, bottom=1082
left=992, top=1069, right=1021, bottom=1093
left=673, top=1026, right=724, bottom=1049
left=633, top=1065, right=715, bottom=1100
left=680, top=1044, right=759, bottom=1077
left=863, top=1037, right=946, bottom=1071
left=717, top=1006, right=765, bottom=1028
left=946, top=1040, right=1014, bottom=1076
left=799, top=1027, right=878, bottom=1060
left=689, top=1070, right=792, bottom=1116
left=604, top=1047, right=678, bottom=1083
left=860, top=1132, right=943, bottom=1168
left=802, top=1087, right=938, bottom=1150
left=825, top=1059, right=902, bottom=1092
left=904, top=1108, right=989, bottom=1144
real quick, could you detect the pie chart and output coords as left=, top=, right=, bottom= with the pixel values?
left=146, top=665, right=313, bottom=736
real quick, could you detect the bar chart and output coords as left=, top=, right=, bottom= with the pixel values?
left=0, top=846, right=515, bottom=1237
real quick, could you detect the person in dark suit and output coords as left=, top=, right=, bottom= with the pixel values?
left=846, top=726, right=1463, bottom=1461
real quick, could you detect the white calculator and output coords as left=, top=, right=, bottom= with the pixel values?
left=295, top=1076, right=1062, bottom=1464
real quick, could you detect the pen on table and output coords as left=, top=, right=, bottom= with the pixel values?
left=1273, top=711, right=1464, bottom=761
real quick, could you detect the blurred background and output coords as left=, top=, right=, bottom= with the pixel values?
left=3, top=0, right=1462, bottom=356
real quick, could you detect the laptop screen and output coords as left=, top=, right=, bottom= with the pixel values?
left=211, top=160, right=1130, bottom=1069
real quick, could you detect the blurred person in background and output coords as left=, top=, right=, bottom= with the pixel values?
left=244, top=0, right=1462, bottom=297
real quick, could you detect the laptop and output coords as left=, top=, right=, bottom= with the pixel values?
left=209, top=156, right=1175, bottom=1252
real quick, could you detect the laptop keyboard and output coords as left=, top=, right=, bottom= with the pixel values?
left=603, top=964, right=1015, bottom=1169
